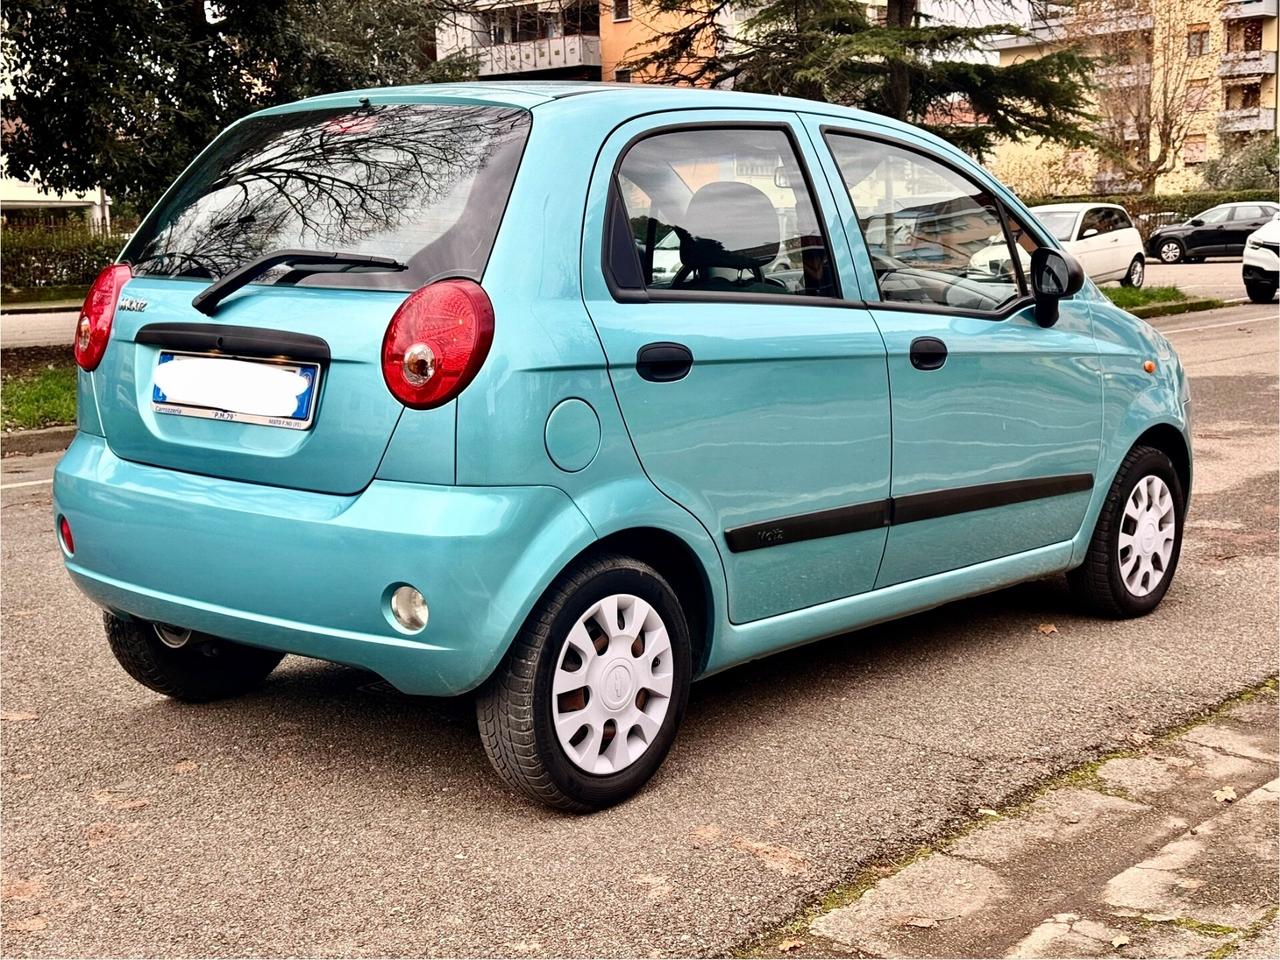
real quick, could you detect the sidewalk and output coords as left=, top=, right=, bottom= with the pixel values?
left=747, top=685, right=1279, bottom=959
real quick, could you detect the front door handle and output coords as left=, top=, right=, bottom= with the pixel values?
left=636, top=342, right=693, bottom=382
left=909, top=336, right=948, bottom=371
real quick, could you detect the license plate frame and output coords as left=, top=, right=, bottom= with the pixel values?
left=151, top=351, right=322, bottom=431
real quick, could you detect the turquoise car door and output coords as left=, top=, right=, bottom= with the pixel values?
left=581, top=112, right=890, bottom=624
left=809, top=119, right=1103, bottom=587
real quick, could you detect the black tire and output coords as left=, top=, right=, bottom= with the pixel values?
left=1068, top=445, right=1185, bottom=618
left=1120, top=256, right=1145, bottom=288
left=1156, top=239, right=1184, bottom=264
left=104, top=612, right=285, bottom=702
left=476, top=553, right=692, bottom=812
left=1245, top=279, right=1278, bottom=304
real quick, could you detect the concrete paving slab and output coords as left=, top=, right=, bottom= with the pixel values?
left=811, top=855, right=1008, bottom=958
left=1103, top=779, right=1279, bottom=929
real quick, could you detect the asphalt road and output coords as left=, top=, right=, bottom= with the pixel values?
left=2, top=303, right=1277, bottom=957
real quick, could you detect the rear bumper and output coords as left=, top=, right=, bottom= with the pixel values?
left=53, top=434, right=595, bottom=695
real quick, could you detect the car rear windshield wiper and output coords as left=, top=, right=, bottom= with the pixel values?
left=191, top=249, right=407, bottom=316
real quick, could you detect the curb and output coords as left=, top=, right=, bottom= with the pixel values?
left=1129, top=297, right=1225, bottom=319
left=1, top=303, right=82, bottom=316
left=1, top=425, right=76, bottom=457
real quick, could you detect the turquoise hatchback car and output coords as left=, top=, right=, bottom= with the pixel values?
left=54, top=82, right=1191, bottom=811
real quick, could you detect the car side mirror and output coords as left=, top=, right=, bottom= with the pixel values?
left=1189, top=218, right=1204, bottom=226
left=1029, top=247, right=1085, bottom=328
left=1080, top=227, right=1098, bottom=239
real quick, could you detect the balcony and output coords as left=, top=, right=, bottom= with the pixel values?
left=1096, top=63, right=1152, bottom=87
left=476, top=34, right=601, bottom=77
left=1221, top=0, right=1278, bottom=20
left=1219, top=49, right=1278, bottom=76
left=1219, top=106, right=1278, bottom=132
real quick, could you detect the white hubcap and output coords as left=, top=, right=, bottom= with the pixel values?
left=552, top=594, right=673, bottom=774
left=1130, top=260, right=1144, bottom=285
left=1160, top=242, right=1180, bottom=263
left=1119, top=475, right=1176, bottom=597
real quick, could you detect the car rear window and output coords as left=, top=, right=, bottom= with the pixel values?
left=123, top=103, right=531, bottom=292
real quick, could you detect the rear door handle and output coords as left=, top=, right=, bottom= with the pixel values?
left=636, top=342, right=693, bottom=382
left=909, top=336, right=948, bottom=371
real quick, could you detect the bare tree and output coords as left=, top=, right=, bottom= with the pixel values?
left=1063, top=0, right=1202, bottom=191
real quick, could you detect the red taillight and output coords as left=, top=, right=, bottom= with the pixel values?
left=381, top=279, right=495, bottom=410
left=74, top=264, right=132, bottom=371
left=58, top=515, right=74, bottom=555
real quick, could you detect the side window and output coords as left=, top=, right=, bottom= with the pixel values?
left=1079, top=208, right=1108, bottom=237
left=1200, top=206, right=1231, bottom=224
left=1112, top=208, right=1134, bottom=231
left=825, top=133, right=1026, bottom=312
left=613, top=127, right=838, bottom=299
left=1233, top=205, right=1264, bottom=221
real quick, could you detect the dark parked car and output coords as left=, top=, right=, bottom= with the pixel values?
left=1147, top=202, right=1279, bottom=264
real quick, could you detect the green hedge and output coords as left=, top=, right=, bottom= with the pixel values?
left=1021, top=189, right=1280, bottom=239
left=1, top=225, right=128, bottom=289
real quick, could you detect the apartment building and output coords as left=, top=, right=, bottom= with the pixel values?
left=435, top=2, right=708, bottom=84
left=991, top=0, right=1278, bottom=194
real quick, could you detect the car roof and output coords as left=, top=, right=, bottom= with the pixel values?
left=1030, top=202, right=1127, bottom=214
left=248, top=80, right=927, bottom=137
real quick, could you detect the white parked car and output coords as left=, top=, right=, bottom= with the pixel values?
left=1242, top=214, right=1280, bottom=304
left=1031, top=203, right=1146, bottom=287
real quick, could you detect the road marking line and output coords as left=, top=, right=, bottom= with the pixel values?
left=1164, top=315, right=1276, bottom=335
left=0, top=478, right=53, bottom=490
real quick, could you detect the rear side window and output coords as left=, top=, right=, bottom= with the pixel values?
left=1234, top=205, right=1265, bottom=220
left=123, top=104, right=531, bottom=292
left=825, top=133, right=1025, bottom=313
left=612, top=127, right=838, bottom=299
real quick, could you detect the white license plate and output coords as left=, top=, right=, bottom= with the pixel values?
left=151, top=351, right=321, bottom=430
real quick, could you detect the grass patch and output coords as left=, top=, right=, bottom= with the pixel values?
left=1104, top=285, right=1188, bottom=310
left=1, top=284, right=89, bottom=305
left=1, top=360, right=78, bottom=430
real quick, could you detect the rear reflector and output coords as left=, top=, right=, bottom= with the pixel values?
left=58, top=515, right=74, bottom=555
left=75, top=264, right=132, bottom=371
left=381, top=279, right=494, bottom=410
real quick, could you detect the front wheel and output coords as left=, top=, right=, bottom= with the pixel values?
left=104, top=613, right=285, bottom=702
left=1068, top=446, right=1185, bottom=618
left=1120, top=256, right=1145, bottom=288
left=476, top=554, right=692, bottom=811
left=1157, top=240, right=1184, bottom=264
left=1246, top=278, right=1278, bottom=304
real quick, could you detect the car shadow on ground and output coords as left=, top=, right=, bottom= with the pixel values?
left=121, top=574, right=1081, bottom=812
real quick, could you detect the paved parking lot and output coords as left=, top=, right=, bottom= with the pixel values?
left=1142, top=258, right=1251, bottom=302
left=1, top=303, right=1277, bottom=957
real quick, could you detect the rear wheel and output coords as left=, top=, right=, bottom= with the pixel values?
left=1157, top=240, right=1184, bottom=264
left=1246, top=278, right=1278, bottom=304
left=1068, top=446, right=1185, bottom=618
left=476, top=554, right=692, bottom=811
left=104, top=613, right=285, bottom=702
left=1120, top=256, right=1145, bottom=288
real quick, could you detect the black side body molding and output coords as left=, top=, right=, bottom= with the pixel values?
left=723, top=473, right=1095, bottom=553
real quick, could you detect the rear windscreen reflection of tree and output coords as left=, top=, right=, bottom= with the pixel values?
left=131, top=105, right=529, bottom=281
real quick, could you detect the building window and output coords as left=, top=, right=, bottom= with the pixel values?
left=1186, top=24, right=1210, bottom=58
left=1227, top=18, right=1264, bottom=53
left=613, top=0, right=630, bottom=21
left=1225, top=82, right=1262, bottom=110
left=614, top=69, right=632, bottom=83
left=1184, top=135, right=1208, bottom=165
left=1185, top=79, right=1209, bottom=112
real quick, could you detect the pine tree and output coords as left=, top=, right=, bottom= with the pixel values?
left=624, top=0, right=1095, bottom=159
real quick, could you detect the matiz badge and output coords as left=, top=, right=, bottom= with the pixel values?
left=118, top=297, right=147, bottom=312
